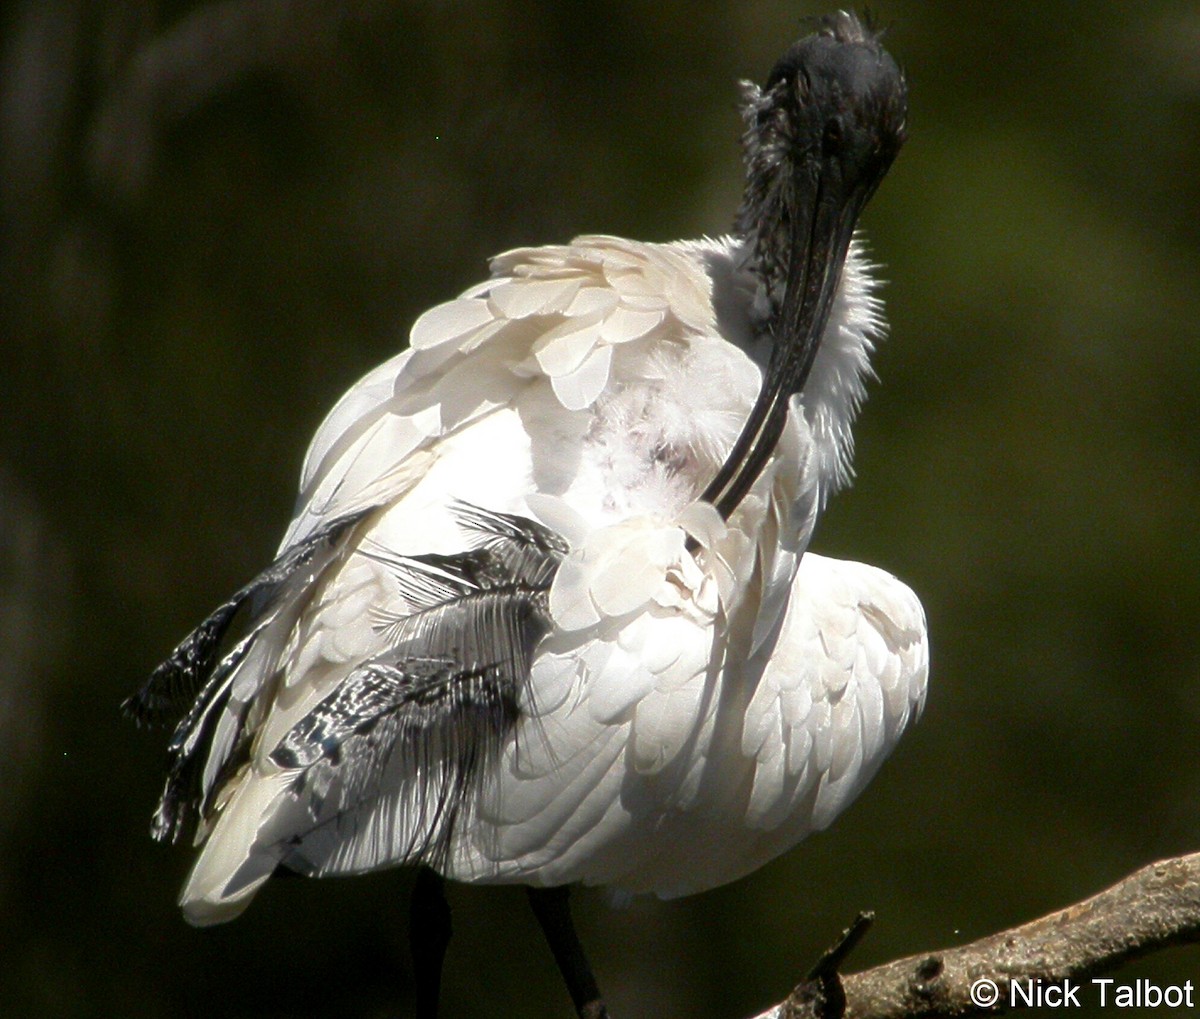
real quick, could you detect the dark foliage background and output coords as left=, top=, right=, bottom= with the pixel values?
left=3, top=2, right=1200, bottom=1016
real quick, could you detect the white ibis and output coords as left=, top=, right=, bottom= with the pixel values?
left=127, top=12, right=927, bottom=1018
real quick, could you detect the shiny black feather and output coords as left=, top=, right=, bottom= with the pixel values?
left=270, top=505, right=565, bottom=871
left=128, top=508, right=371, bottom=842
left=124, top=509, right=371, bottom=727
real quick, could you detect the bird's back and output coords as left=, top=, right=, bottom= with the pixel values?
left=131, top=233, right=927, bottom=924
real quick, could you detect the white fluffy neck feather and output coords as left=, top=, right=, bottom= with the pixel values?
left=803, top=237, right=885, bottom=506
left=676, top=234, right=884, bottom=510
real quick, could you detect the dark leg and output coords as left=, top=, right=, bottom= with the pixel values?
left=411, top=867, right=452, bottom=1019
left=527, top=885, right=610, bottom=1019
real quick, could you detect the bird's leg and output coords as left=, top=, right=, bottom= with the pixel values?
left=527, top=885, right=610, bottom=1019
left=411, top=867, right=452, bottom=1019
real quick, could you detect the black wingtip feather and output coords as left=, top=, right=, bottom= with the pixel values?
left=123, top=600, right=242, bottom=727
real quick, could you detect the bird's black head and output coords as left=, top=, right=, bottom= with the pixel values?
left=737, top=12, right=907, bottom=312
left=764, top=15, right=906, bottom=200
left=703, top=12, right=907, bottom=521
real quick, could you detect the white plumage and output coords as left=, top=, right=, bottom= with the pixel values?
left=130, top=15, right=923, bottom=1014
left=172, top=232, right=927, bottom=922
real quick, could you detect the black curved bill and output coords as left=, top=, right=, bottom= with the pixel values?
left=701, top=21, right=907, bottom=523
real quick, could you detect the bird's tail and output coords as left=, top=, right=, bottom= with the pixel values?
left=178, top=771, right=293, bottom=926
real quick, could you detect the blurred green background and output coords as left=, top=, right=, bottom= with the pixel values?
left=4, top=1, right=1200, bottom=1016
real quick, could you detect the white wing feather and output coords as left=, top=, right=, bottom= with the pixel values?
left=742, top=552, right=928, bottom=834
left=280, top=236, right=721, bottom=552
left=167, top=234, right=923, bottom=921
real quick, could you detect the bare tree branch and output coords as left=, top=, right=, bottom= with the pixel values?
left=749, top=851, right=1200, bottom=1019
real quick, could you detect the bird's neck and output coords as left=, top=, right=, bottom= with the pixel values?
left=671, top=234, right=882, bottom=511
left=730, top=232, right=883, bottom=509
left=793, top=236, right=883, bottom=508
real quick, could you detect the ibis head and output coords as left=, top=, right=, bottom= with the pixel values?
left=703, top=12, right=907, bottom=519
